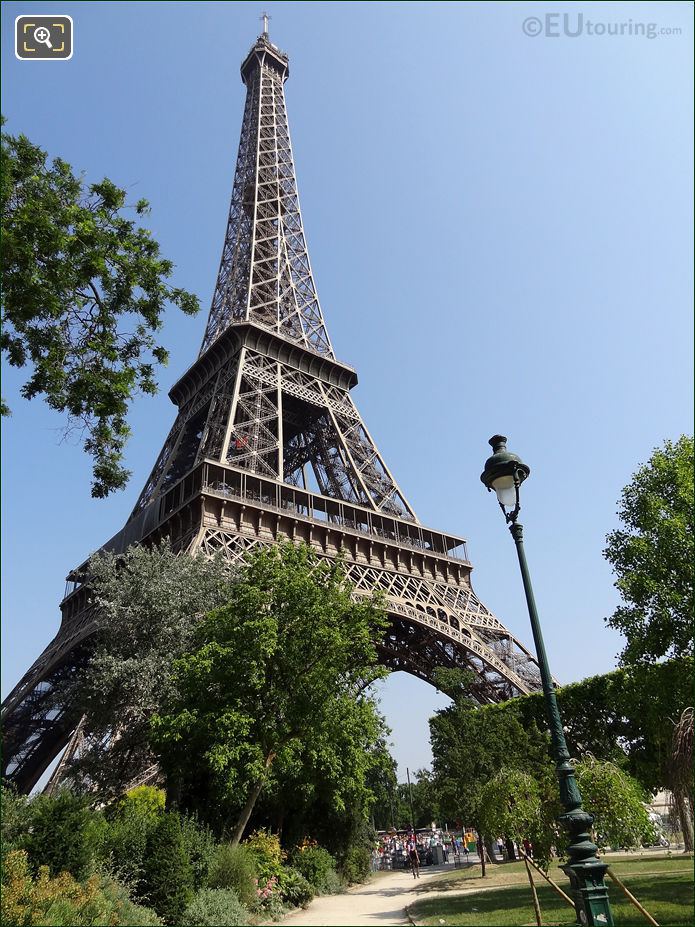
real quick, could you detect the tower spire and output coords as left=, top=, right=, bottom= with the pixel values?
left=260, top=11, right=270, bottom=37
left=200, top=31, right=333, bottom=360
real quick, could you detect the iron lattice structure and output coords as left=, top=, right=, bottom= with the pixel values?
left=2, top=33, right=543, bottom=793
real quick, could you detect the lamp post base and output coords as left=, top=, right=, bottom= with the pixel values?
left=561, top=859, right=613, bottom=926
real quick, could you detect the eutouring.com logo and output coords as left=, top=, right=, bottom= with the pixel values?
left=522, top=13, right=683, bottom=39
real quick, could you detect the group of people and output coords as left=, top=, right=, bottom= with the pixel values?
left=372, top=829, right=453, bottom=876
left=372, top=830, right=536, bottom=877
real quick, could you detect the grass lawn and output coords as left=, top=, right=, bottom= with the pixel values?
left=409, top=855, right=694, bottom=926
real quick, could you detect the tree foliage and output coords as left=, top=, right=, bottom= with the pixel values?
left=247, top=700, right=389, bottom=857
left=446, top=658, right=691, bottom=797
left=65, top=541, right=237, bottom=798
left=150, top=543, right=389, bottom=843
left=478, top=768, right=558, bottom=867
left=430, top=700, right=551, bottom=836
left=364, top=739, right=400, bottom=830
left=0, top=121, right=199, bottom=497
left=573, top=757, right=654, bottom=852
left=604, top=435, right=694, bottom=665
left=477, top=759, right=653, bottom=866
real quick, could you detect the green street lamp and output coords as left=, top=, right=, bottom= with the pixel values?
left=481, top=435, right=614, bottom=927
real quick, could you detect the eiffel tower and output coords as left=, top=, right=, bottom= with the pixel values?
left=2, top=29, right=543, bottom=793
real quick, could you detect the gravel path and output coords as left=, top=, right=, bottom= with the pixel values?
left=277, top=866, right=446, bottom=926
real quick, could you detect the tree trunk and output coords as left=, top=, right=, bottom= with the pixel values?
left=674, top=788, right=694, bottom=852
left=230, top=752, right=275, bottom=847
left=477, top=830, right=486, bottom=878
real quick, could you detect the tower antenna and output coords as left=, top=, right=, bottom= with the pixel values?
left=260, top=11, right=271, bottom=36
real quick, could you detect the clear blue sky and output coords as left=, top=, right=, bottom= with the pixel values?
left=2, top=1, right=693, bottom=781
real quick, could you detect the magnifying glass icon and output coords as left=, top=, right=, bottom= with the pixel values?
left=34, top=26, right=53, bottom=49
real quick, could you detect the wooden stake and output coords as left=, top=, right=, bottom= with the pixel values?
left=519, top=849, right=574, bottom=908
left=524, top=855, right=543, bottom=926
left=606, top=868, right=659, bottom=926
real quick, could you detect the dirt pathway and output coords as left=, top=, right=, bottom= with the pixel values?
left=278, top=867, right=445, bottom=926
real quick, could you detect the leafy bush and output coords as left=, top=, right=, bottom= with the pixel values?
left=244, top=828, right=284, bottom=881
left=140, top=813, right=193, bottom=923
left=21, top=790, right=106, bottom=880
left=250, top=877, right=286, bottom=921
left=291, top=845, right=339, bottom=893
left=179, top=888, right=250, bottom=926
left=318, top=868, right=344, bottom=895
left=98, top=877, right=164, bottom=926
left=206, top=842, right=258, bottom=906
left=103, top=792, right=160, bottom=890
left=0, top=849, right=162, bottom=926
left=117, top=785, right=166, bottom=818
left=179, top=815, right=217, bottom=891
left=0, top=785, right=32, bottom=853
left=338, top=844, right=371, bottom=884
left=279, top=866, right=315, bottom=908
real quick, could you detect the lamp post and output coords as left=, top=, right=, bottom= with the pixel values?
left=480, top=435, right=613, bottom=927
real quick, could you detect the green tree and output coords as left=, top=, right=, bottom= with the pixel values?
left=151, top=543, right=388, bottom=844
left=478, top=767, right=558, bottom=867
left=140, top=813, right=193, bottom=924
left=364, top=740, right=400, bottom=831
left=604, top=435, right=694, bottom=665
left=252, top=717, right=387, bottom=860
left=458, top=659, right=691, bottom=797
left=408, top=768, right=440, bottom=828
left=430, top=697, right=551, bottom=875
left=478, top=759, right=653, bottom=867
left=65, top=541, right=236, bottom=799
left=573, top=757, right=654, bottom=851
left=0, top=121, right=199, bottom=497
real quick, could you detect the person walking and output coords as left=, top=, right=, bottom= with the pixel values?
left=407, top=833, right=420, bottom=879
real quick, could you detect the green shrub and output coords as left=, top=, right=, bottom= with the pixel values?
left=206, top=842, right=258, bottom=906
left=279, top=866, right=315, bottom=908
left=0, top=849, right=162, bottom=926
left=140, top=813, right=193, bottom=923
left=116, top=785, right=166, bottom=819
left=250, top=879, right=286, bottom=922
left=244, top=828, right=284, bottom=881
left=318, top=868, right=344, bottom=895
left=0, top=784, right=32, bottom=853
left=97, top=877, right=164, bottom=926
left=179, top=815, right=217, bottom=890
left=338, top=844, right=371, bottom=884
left=21, top=790, right=105, bottom=880
left=103, top=794, right=158, bottom=890
left=179, top=888, right=250, bottom=926
left=291, top=845, right=338, bottom=893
